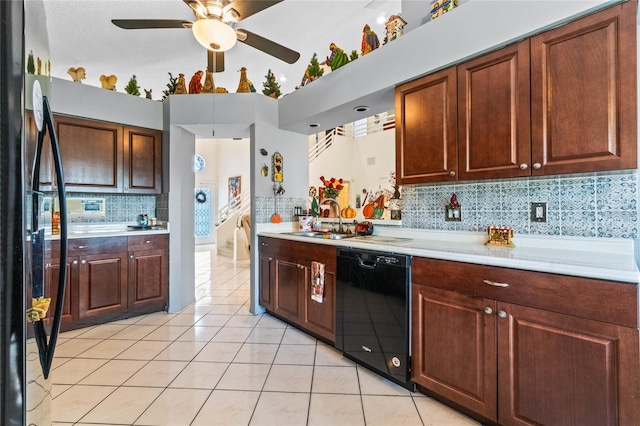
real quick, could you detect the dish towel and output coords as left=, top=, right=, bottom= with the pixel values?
left=311, top=261, right=325, bottom=303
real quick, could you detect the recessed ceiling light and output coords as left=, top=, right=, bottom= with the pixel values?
left=354, top=106, right=370, bottom=112
left=279, top=74, right=287, bottom=82
left=308, top=123, right=320, bottom=128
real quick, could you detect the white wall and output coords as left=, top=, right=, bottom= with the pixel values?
left=215, top=139, right=251, bottom=209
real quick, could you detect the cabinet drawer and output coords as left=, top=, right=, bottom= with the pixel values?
left=413, top=257, right=638, bottom=328
left=259, top=237, right=336, bottom=269
left=47, top=236, right=128, bottom=258
left=128, top=234, right=169, bottom=251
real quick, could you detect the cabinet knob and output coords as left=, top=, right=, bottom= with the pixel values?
left=81, top=260, right=87, bottom=264
left=449, top=171, right=456, bottom=177
left=484, top=306, right=494, bottom=315
left=130, top=254, right=134, bottom=259
left=267, top=257, right=273, bottom=261
left=72, top=260, right=78, bottom=265
left=261, top=242, right=269, bottom=247
left=75, top=245, right=86, bottom=249
left=533, top=162, right=542, bottom=170
left=298, top=264, right=304, bottom=269
left=483, top=279, right=509, bottom=288
left=498, top=310, right=508, bottom=319
left=145, top=240, right=152, bottom=244
left=124, top=186, right=129, bottom=191
left=519, top=163, right=528, bottom=170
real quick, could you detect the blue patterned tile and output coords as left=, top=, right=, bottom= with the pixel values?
left=453, top=184, right=477, bottom=212
left=529, top=178, right=560, bottom=210
left=501, top=210, right=529, bottom=234
left=477, top=211, right=503, bottom=231
left=558, top=177, right=596, bottom=211
left=477, top=183, right=502, bottom=212
left=596, top=175, right=637, bottom=211
left=597, top=211, right=638, bottom=238
left=500, top=181, right=529, bottom=211
left=560, top=210, right=596, bottom=237
left=455, top=209, right=478, bottom=232
left=529, top=210, right=561, bottom=236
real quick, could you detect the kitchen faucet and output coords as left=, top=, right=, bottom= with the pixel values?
left=320, top=198, right=343, bottom=233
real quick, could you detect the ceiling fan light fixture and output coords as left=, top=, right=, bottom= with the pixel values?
left=192, top=19, right=237, bottom=52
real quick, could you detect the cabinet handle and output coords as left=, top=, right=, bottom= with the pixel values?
left=483, top=279, right=509, bottom=288
left=81, top=260, right=87, bottom=264
left=261, top=242, right=269, bottom=247
left=267, top=257, right=273, bottom=261
left=519, top=163, right=528, bottom=170
left=75, top=245, right=86, bottom=249
left=145, top=240, right=152, bottom=244
left=533, top=162, right=542, bottom=170
left=484, top=306, right=494, bottom=315
left=449, top=171, right=456, bottom=177
left=498, top=310, right=508, bottom=319
left=72, top=260, right=78, bottom=265
left=298, top=264, right=305, bottom=269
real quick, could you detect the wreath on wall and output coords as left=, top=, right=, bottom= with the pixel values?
left=195, top=190, right=207, bottom=204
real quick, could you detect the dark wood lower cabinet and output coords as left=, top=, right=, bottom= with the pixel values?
left=412, top=257, right=640, bottom=426
left=45, top=235, right=169, bottom=331
left=259, top=236, right=336, bottom=343
left=78, top=252, right=128, bottom=319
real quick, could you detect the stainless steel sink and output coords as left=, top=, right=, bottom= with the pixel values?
left=287, top=231, right=357, bottom=240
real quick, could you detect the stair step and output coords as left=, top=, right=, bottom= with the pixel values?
left=217, top=245, right=234, bottom=258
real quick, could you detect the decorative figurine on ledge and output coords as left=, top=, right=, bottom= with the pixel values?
left=202, top=70, right=215, bottom=93
left=144, top=89, right=153, bottom=99
left=237, top=67, right=251, bottom=93
left=99, top=74, right=117, bottom=90
left=384, top=14, right=407, bottom=44
left=189, top=70, right=204, bottom=94
left=67, top=66, right=86, bottom=83
left=324, top=43, right=349, bottom=71
left=361, top=24, right=380, bottom=56
left=124, top=75, right=141, bottom=96
left=174, top=73, right=187, bottom=94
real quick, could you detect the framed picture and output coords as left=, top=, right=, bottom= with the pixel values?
left=228, top=176, right=241, bottom=206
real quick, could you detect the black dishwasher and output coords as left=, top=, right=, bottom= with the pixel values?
left=336, top=248, right=413, bottom=390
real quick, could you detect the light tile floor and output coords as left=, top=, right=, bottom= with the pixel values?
left=51, top=244, right=480, bottom=426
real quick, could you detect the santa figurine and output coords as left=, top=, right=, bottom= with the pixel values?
left=189, top=70, right=204, bottom=94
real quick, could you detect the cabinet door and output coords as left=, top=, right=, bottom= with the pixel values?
left=43, top=257, right=77, bottom=330
left=412, top=285, right=497, bottom=421
left=128, top=249, right=167, bottom=311
left=274, top=256, right=304, bottom=324
left=497, top=302, right=640, bottom=426
left=78, top=252, right=128, bottom=318
left=259, top=252, right=275, bottom=310
left=55, top=115, right=123, bottom=192
left=458, top=41, right=531, bottom=180
left=304, top=263, right=335, bottom=342
left=530, top=2, right=637, bottom=175
left=395, top=67, right=457, bottom=184
left=123, top=126, right=162, bottom=193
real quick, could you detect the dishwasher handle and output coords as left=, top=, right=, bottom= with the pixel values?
left=358, top=257, right=377, bottom=269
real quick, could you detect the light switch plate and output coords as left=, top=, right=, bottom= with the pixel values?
left=530, top=202, right=547, bottom=222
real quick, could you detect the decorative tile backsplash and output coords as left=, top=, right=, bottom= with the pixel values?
left=255, top=196, right=307, bottom=224
left=401, top=172, right=639, bottom=239
left=62, top=192, right=157, bottom=223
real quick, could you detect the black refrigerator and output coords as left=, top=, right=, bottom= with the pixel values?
left=1, top=1, right=68, bottom=425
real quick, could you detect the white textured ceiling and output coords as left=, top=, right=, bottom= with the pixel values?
left=43, top=0, right=402, bottom=100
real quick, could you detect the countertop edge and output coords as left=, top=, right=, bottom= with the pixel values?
left=258, top=232, right=640, bottom=284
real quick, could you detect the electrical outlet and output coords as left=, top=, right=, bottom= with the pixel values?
left=530, top=202, right=547, bottom=222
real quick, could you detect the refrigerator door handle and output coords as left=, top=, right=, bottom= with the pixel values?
left=31, top=96, right=67, bottom=379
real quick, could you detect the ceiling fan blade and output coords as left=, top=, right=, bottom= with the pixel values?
left=227, top=0, right=283, bottom=22
left=236, top=29, right=300, bottom=64
left=111, top=19, right=192, bottom=29
left=207, top=50, right=225, bottom=73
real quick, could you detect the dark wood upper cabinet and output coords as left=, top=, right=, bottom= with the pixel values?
left=530, top=1, right=637, bottom=175
left=55, top=115, right=123, bottom=192
left=396, top=67, right=457, bottom=184
left=123, top=126, right=162, bottom=193
left=458, top=41, right=531, bottom=180
left=51, top=115, right=161, bottom=193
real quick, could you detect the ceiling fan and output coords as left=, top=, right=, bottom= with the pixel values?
left=112, top=0, right=300, bottom=72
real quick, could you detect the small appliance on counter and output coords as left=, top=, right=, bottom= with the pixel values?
left=136, top=213, right=149, bottom=226
left=357, top=221, right=374, bottom=235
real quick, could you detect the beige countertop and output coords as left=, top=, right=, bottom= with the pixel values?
left=258, top=224, right=640, bottom=284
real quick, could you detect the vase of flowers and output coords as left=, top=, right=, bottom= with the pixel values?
left=320, top=176, right=343, bottom=199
